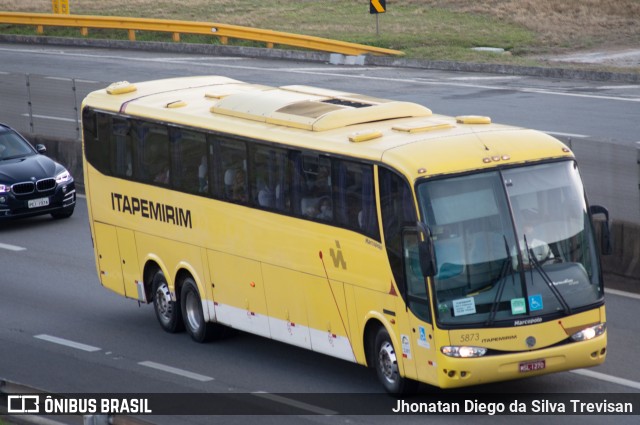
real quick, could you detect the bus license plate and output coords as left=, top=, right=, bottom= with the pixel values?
left=28, top=197, right=49, bottom=208
left=519, top=359, right=546, bottom=373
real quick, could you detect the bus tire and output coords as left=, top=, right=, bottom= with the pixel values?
left=373, top=327, right=418, bottom=394
left=180, top=278, right=218, bottom=343
left=152, top=270, right=184, bottom=333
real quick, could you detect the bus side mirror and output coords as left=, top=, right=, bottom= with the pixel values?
left=590, top=205, right=612, bottom=256
left=416, top=222, right=436, bottom=277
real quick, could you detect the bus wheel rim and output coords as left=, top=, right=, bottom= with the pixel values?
left=185, top=290, right=201, bottom=331
left=378, top=341, right=398, bottom=384
left=155, top=284, right=173, bottom=322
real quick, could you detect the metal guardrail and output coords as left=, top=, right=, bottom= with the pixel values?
left=0, top=11, right=404, bottom=57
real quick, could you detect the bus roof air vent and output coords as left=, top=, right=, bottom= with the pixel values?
left=321, top=98, right=372, bottom=109
left=456, top=115, right=491, bottom=124
left=211, top=86, right=432, bottom=131
left=106, top=81, right=137, bottom=95
left=348, top=130, right=383, bottom=143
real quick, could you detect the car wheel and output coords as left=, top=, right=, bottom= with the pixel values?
left=51, top=206, right=74, bottom=219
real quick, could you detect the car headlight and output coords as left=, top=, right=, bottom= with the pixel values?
left=0, top=184, right=9, bottom=193
left=441, top=346, right=488, bottom=358
left=55, top=169, right=72, bottom=184
left=570, top=323, right=606, bottom=342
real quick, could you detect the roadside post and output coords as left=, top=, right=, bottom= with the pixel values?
left=369, top=0, right=386, bottom=36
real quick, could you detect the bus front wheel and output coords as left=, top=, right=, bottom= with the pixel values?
left=152, top=270, right=184, bottom=333
left=180, top=278, right=218, bottom=343
left=374, top=327, right=418, bottom=394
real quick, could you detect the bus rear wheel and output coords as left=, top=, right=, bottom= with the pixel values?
left=373, top=327, right=418, bottom=394
left=180, top=278, right=219, bottom=343
left=152, top=270, right=184, bottom=333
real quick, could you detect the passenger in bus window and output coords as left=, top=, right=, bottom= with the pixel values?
left=316, top=197, right=333, bottom=221
left=311, top=165, right=331, bottom=197
left=154, top=164, right=170, bottom=184
left=198, top=156, right=208, bottom=192
left=231, top=169, right=248, bottom=203
left=258, top=184, right=275, bottom=208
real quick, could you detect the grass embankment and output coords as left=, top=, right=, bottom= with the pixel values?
left=2, top=0, right=640, bottom=70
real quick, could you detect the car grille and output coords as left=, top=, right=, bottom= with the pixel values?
left=12, top=178, right=57, bottom=195
left=36, top=178, right=56, bottom=191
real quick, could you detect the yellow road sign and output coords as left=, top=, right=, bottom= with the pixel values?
left=370, top=0, right=386, bottom=14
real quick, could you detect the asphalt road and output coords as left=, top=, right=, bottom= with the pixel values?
left=0, top=197, right=638, bottom=425
left=0, top=44, right=639, bottom=425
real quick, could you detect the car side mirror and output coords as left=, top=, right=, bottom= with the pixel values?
left=35, top=144, right=47, bottom=154
left=589, top=205, right=612, bottom=256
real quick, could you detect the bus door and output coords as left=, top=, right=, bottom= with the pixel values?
left=397, top=229, right=438, bottom=385
left=379, top=167, right=437, bottom=383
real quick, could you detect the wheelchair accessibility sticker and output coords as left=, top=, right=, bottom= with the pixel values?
left=528, top=294, right=543, bottom=312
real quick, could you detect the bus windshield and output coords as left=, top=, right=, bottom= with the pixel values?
left=417, top=161, right=603, bottom=327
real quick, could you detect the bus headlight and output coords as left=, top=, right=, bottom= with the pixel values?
left=570, top=323, right=606, bottom=342
left=441, top=346, right=487, bottom=358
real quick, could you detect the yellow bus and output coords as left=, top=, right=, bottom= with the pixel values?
left=81, top=76, right=609, bottom=393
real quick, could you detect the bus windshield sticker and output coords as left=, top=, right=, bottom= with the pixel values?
left=528, top=294, right=544, bottom=312
left=511, top=298, right=526, bottom=315
left=418, top=326, right=430, bottom=349
left=452, top=298, right=476, bottom=317
left=401, top=335, right=412, bottom=359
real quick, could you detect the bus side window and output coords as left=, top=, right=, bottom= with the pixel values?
left=110, top=117, right=132, bottom=178
left=171, top=128, right=207, bottom=194
left=335, top=160, right=379, bottom=240
left=132, top=121, right=170, bottom=185
left=219, top=139, right=248, bottom=204
left=251, top=145, right=289, bottom=212
left=85, top=109, right=110, bottom=175
left=292, top=153, right=332, bottom=220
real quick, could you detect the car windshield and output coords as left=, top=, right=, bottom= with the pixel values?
left=0, top=128, right=36, bottom=160
left=416, top=161, right=603, bottom=327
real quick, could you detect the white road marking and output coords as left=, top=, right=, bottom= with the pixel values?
left=544, top=131, right=589, bottom=138
left=571, top=369, right=640, bottom=390
left=138, top=360, right=214, bottom=382
left=20, top=113, right=75, bottom=123
left=0, top=242, right=26, bottom=251
left=447, top=75, right=523, bottom=81
left=605, top=288, right=640, bottom=300
left=597, top=85, right=640, bottom=90
left=34, top=334, right=101, bottom=352
left=253, top=391, right=337, bottom=415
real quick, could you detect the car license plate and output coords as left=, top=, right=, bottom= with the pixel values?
left=28, top=197, right=49, bottom=208
left=519, top=359, right=546, bottom=373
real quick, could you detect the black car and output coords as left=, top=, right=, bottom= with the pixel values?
left=0, top=123, right=75, bottom=220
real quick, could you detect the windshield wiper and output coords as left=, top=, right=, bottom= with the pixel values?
left=486, top=235, right=517, bottom=325
left=523, top=235, right=572, bottom=315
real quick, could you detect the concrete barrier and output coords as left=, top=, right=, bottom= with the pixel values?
left=602, top=220, right=640, bottom=282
